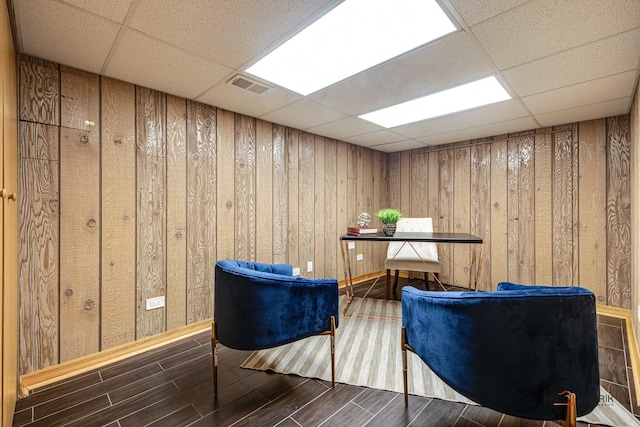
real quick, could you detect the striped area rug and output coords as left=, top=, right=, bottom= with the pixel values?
left=242, top=296, right=640, bottom=427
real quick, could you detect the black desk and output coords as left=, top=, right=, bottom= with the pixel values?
left=339, top=232, right=484, bottom=314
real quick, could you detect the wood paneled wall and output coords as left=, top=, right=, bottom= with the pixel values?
left=17, top=54, right=632, bottom=376
left=17, top=55, right=386, bottom=375
left=388, top=121, right=631, bottom=306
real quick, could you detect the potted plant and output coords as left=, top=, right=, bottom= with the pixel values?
left=375, top=208, right=403, bottom=236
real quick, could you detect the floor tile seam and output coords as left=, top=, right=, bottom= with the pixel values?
left=363, top=391, right=400, bottom=421
left=100, top=380, right=183, bottom=426
left=600, top=377, right=631, bottom=391
left=405, top=397, right=432, bottom=427
left=227, top=378, right=322, bottom=427
left=458, top=405, right=488, bottom=427
left=141, top=404, right=202, bottom=427
left=288, top=381, right=364, bottom=425
left=31, top=393, right=111, bottom=426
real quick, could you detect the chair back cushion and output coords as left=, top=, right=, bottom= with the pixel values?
left=402, top=284, right=599, bottom=420
left=215, top=260, right=339, bottom=350
left=386, top=217, right=438, bottom=262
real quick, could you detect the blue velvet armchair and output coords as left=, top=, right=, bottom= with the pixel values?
left=401, top=282, right=599, bottom=427
left=213, top=259, right=339, bottom=395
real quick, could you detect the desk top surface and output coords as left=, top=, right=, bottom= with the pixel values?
left=340, top=231, right=483, bottom=243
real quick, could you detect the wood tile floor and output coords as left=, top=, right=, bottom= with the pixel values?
left=13, top=277, right=640, bottom=426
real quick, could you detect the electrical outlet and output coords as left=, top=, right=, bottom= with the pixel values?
left=348, top=242, right=356, bottom=249
left=307, top=261, right=313, bottom=273
left=146, top=296, right=165, bottom=310
left=293, top=267, right=300, bottom=276
left=356, top=253, right=363, bottom=261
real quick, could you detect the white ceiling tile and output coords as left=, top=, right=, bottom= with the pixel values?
left=448, top=0, right=529, bottom=27
left=310, top=31, right=495, bottom=115
left=307, top=117, right=384, bottom=140
left=259, top=99, right=346, bottom=131
left=196, top=79, right=302, bottom=119
left=535, top=98, right=631, bottom=127
left=471, top=0, right=640, bottom=69
left=417, top=117, right=538, bottom=146
left=503, top=28, right=640, bottom=97
left=343, top=130, right=406, bottom=147
left=129, top=0, right=338, bottom=69
left=61, top=0, right=133, bottom=23
left=391, top=99, right=529, bottom=139
left=522, top=72, right=637, bottom=115
left=370, top=140, right=428, bottom=153
left=105, top=31, right=233, bottom=99
left=15, top=0, right=120, bottom=73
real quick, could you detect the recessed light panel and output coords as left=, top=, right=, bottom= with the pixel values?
left=246, top=0, right=457, bottom=95
left=359, top=76, right=512, bottom=128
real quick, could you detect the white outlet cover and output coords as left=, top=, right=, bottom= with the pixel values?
left=356, top=253, right=363, bottom=261
left=146, top=296, right=165, bottom=310
left=307, top=261, right=313, bottom=272
left=348, top=242, right=356, bottom=249
left=293, top=267, right=301, bottom=276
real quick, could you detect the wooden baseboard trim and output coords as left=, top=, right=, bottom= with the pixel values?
left=19, top=319, right=212, bottom=398
left=596, top=304, right=640, bottom=406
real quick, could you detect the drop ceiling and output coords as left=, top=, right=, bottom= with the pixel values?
left=11, top=0, right=640, bottom=152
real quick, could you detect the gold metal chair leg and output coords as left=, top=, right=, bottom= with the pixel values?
left=330, top=315, right=336, bottom=388
left=402, top=327, right=409, bottom=406
left=554, top=391, right=577, bottom=427
left=212, top=321, right=218, bottom=396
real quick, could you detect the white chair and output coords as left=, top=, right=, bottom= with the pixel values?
left=385, top=217, right=441, bottom=298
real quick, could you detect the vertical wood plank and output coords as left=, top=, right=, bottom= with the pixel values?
left=272, top=125, right=288, bottom=263
left=470, top=143, right=491, bottom=290
left=438, top=149, right=453, bottom=284
left=215, top=109, right=235, bottom=261
left=186, top=101, right=216, bottom=324
left=60, top=66, right=98, bottom=132
left=372, top=150, right=384, bottom=268
left=336, top=141, right=348, bottom=282
left=427, top=151, right=440, bottom=230
left=577, top=120, right=606, bottom=301
left=452, top=147, right=470, bottom=287
left=136, top=87, right=166, bottom=338
left=400, top=150, right=411, bottom=215
left=166, top=95, right=187, bottom=330
left=19, top=55, right=59, bottom=125
left=314, top=135, right=325, bottom=277
left=362, top=148, right=374, bottom=273
left=298, top=131, right=314, bottom=277
left=410, top=152, right=428, bottom=217
left=490, top=140, right=508, bottom=288
left=100, top=77, right=136, bottom=349
left=518, top=134, right=535, bottom=284
left=534, top=131, right=553, bottom=286
left=18, top=122, right=59, bottom=374
left=606, top=116, right=632, bottom=307
left=59, top=126, right=100, bottom=362
left=323, top=139, right=338, bottom=278
left=256, top=119, right=273, bottom=262
left=552, top=130, right=575, bottom=287
left=287, top=129, right=299, bottom=269
left=235, top=114, right=256, bottom=261
left=346, top=144, right=358, bottom=273
left=507, top=139, right=520, bottom=282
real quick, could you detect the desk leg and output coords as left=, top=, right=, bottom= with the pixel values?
left=340, top=240, right=355, bottom=315
left=468, top=243, right=485, bottom=291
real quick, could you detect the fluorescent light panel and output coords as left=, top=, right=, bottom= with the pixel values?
left=246, top=0, right=456, bottom=95
left=359, top=76, right=512, bottom=128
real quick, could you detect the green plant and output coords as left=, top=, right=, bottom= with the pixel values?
left=375, top=208, right=403, bottom=224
